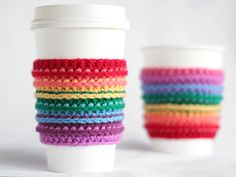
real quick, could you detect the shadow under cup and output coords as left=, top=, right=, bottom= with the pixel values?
left=141, top=46, right=224, bottom=156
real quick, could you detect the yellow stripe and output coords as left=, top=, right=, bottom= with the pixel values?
left=144, top=104, right=221, bottom=112
left=35, top=93, right=126, bottom=99
left=36, top=85, right=125, bottom=92
left=145, top=111, right=220, bottom=117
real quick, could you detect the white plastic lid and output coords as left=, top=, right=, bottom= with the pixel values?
left=31, top=4, right=129, bottom=30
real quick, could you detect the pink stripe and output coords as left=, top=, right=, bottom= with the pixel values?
left=40, top=133, right=121, bottom=146
left=141, top=68, right=224, bottom=76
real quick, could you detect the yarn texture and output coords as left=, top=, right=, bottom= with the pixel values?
left=32, top=59, right=127, bottom=146
left=141, top=68, right=224, bottom=139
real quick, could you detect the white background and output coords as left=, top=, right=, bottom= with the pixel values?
left=0, top=0, right=236, bottom=156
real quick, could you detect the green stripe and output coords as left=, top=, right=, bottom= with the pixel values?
left=143, top=93, right=222, bottom=105
left=36, top=98, right=125, bottom=112
left=36, top=98, right=123, bottom=104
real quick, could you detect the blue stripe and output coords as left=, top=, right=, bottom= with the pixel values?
left=37, top=109, right=123, bottom=117
left=36, top=116, right=124, bottom=124
left=142, top=84, right=223, bottom=91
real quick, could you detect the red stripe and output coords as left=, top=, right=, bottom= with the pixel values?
left=145, top=125, right=219, bottom=138
left=32, top=70, right=128, bottom=78
left=32, top=59, right=128, bottom=78
left=33, top=59, right=127, bottom=70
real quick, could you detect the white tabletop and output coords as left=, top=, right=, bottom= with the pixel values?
left=0, top=143, right=236, bottom=177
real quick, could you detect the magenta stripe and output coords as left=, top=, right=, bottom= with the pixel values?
left=141, top=76, right=223, bottom=84
left=36, top=122, right=124, bottom=135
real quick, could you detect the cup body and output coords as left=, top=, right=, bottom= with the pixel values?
left=46, top=145, right=116, bottom=173
left=143, top=46, right=223, bottom=68
left=32, top=4, right=128, bottom=172
left=141, top=46, right=224, bottom=156
left=34, top=28, right=126, bottom=59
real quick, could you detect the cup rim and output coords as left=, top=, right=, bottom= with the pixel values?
left=142, top=45, right=225, bottom=52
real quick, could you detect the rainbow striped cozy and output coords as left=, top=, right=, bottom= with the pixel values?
left=141, top=68, right=224, bottom=139
left=32, top=59, right=127, bottom=146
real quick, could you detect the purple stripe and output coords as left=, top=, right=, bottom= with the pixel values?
left=40, top=133, right=121, bottom=146
left=36, top=122, right=123, bottom=135
left=143, top=88, right=222, bottom=94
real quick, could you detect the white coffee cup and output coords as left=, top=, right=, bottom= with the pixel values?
left=31, top=4, right=129, bottom=173
left=142, top=46, right=224, bottom=156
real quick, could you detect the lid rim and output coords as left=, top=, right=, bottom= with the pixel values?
left=31, top=4, right=129, bottom=30
left=31, top=19, right=129, bottom=30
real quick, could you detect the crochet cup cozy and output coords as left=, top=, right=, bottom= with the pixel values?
left=32, top=59, right=127, bottom=146
left=141, top=68, right=224, bottom=139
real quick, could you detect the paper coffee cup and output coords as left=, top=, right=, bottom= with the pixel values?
left=142, top=46, right=224, bottom=156
left=31, top=4, right=129, bottom=173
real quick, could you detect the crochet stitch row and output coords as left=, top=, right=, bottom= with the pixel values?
left=35, top=92, right=126, bottom=99
left=34, top=77, right=126, bottom=87
left=37, top=122, right=123, bottom=131
left=141, top=68, right=224, bottom=76
left=33, top=59, right=127, bottom=70
left=36, top=101, right=125, bottom=112
left=34, top=76, right=126, bottom=82
left=36, top=122, right=124, bottom=135
left=36, top=115, right=124, bottom=124
left=36, top=85, right=125, bottom=92
left=37, top=109, right=123, bottom=117
left=40, top=133, right=121, bottom=146
left=32, top=59, right=128, bottom=78
left=145, top=115, right=219, bottom=126
left=33, top=70, right=128, bottom=78
left=145, top=111, right=218, bottom=117
left=143, top=92, right=222, bottom=105
left=141, top=74, right=223, bottom=80
left=144, top=104, right=221, bottom=112
left=142, top=84, right=223, bottom=94
left=143, top=96, right=222, bottom=105
left=141, top=76, right=223, bottom=84
left=36, top=97, right=124, bottom=105
left=146, top=126, right=219, bottom=138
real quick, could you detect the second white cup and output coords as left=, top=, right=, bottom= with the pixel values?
left=142, top=46, right=224, bottom=156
